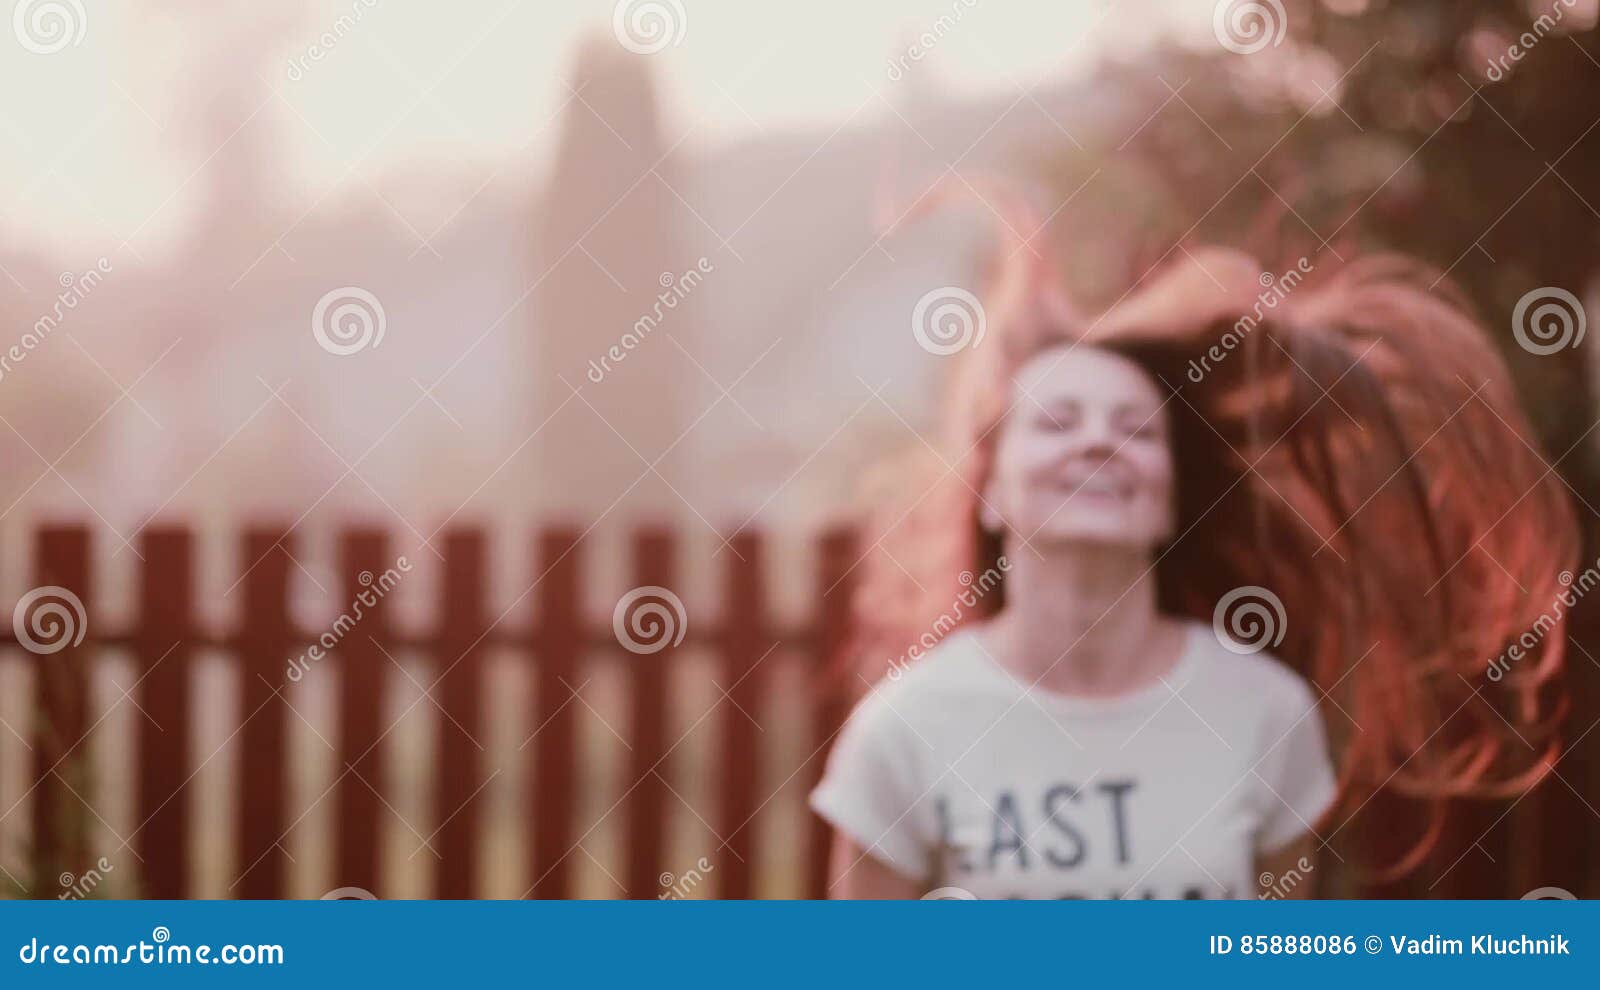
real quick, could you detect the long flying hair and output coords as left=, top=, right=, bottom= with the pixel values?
left=854, top=182, right=1579, bottom=877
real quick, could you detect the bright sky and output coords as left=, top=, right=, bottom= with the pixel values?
left=0, top=0, right=1209, bottom=253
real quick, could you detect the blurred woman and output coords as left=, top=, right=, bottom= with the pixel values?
left=810, top=242, right=1577, bottom=899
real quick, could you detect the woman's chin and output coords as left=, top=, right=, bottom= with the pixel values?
left=1027, top=519, right=1163, bottom=549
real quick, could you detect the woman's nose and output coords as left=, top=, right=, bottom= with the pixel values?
left=1075, top=438, right=1119, bottom=465
left=1075, top=415, right=1122, bottom=457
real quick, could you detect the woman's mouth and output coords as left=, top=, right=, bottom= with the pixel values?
left=1049, top=472, right=1135, bottom=501
left=1074, top=477, right=1127, bottom=497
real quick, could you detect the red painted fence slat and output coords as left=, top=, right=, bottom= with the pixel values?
left=806, top=527, right=856, bottom=900
left=30, top=526, right=91, bottom=895
left=623, top=527, right=674, bottom=900
left=0, top=521, right=1588, bottom=901
left=333, top=529, right=391, bottom=897
left=716, top=532, right=767, bottom=899
left=529, top=527, right=583, bottom=899
left=134, top=528, right=194, bottom=898
left=235, top=528, right=293, bottom=898
left=435, top=530, right=486, bottom=898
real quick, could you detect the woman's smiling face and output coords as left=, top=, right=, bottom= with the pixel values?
left=985, top=345, right=1177, bottom=548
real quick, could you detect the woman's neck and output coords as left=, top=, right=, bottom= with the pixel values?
left=988, top=540, right=1184, bottom=698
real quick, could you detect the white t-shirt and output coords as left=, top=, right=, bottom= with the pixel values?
left=809, top=620, right=1337, bottom=899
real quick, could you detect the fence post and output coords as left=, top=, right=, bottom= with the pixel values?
left=134, top=527, right=194, bottom=898
left=435, top=529, right=487, bottom=898
left=334, top=528, right=392, bottom=897
left=529, top=527, right=584, bottom=898
left=623, top=527, right=675, bottom=899
left=29, top=526, right=91, bottom=896
left=716, top=531, right=769, bottom=899
left=806, top=527, right=856, bottom=899
left=236, top=528, right=294, bottom=898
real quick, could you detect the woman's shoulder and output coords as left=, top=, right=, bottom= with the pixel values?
left=828, top=626, right=996, bottom=760
left=1168, top=623, right=1331, bottom=777
left=1181, top=619, right=1321, bottom=715
left=859, top=624, right=1000, bottom=707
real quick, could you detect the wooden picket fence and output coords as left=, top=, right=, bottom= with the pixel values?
left=2, top=523, right=1596, bottom=899
left=4, top=523, right=855, bottom=900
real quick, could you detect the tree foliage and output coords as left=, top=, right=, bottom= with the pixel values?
left=1055, top=0, right=1600, bottom=482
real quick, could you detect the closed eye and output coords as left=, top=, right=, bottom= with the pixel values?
left=1035, top=404, right=1082, bottom=431
left=1116, top=408, right=1166, bottom=441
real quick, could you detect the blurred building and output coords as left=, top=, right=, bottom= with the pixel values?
left=530, top=38, right=693, bottom=522
left=0, top=31, right=1130, bottom=542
